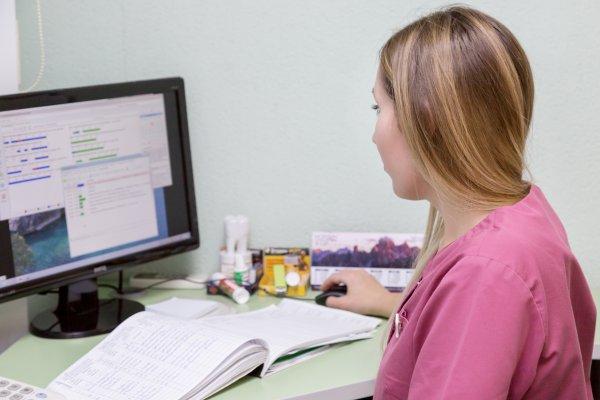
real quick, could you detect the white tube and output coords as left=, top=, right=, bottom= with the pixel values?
left=224, top=215, right=236, bottom=256
left=236, top=215, right=249, bottom=254
left=211, top=272, right=249, bottom=304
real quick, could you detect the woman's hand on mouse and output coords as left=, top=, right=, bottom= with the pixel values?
left=320, top=269, right=400, bottom=318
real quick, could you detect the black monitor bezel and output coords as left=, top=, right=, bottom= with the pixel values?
left=0, top=77, right=199, bottom=303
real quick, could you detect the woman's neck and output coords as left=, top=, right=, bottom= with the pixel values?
left=425, top=184, right=531, bottom=251
left=431, top=197, right=492, bottom=251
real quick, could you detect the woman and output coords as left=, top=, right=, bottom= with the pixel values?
left=321, top=6, right=596, bottom=399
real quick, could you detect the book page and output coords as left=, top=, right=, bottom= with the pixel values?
left=203, top=299, right=382, bottom=376
left=191, top=344, right=266, bottom=400
left=48, top=311, right=258, bottom=400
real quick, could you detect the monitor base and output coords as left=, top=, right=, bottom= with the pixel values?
left=29, top=278, right=145, bottom=339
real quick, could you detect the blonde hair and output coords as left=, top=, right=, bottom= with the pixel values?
left=379, top=5, right=534, bottom=346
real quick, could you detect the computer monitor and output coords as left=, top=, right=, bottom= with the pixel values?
left=0, top=78, right=199, bottom=338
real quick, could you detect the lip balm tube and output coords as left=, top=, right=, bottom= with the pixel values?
left=233, top=253, right=249, bottom=285
left=273, top=264, right=287, bottom=296
left=211, top=272, right=249, bottom=304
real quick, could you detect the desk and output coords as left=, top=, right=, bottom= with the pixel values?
left=1, top=288, right=599, bottom=400
left=0, top=289, right=385, bottom=400
left=593, top=288, right=600, bottom=360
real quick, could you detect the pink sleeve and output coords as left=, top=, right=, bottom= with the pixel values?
left=408, top=255, right=544, bottom=399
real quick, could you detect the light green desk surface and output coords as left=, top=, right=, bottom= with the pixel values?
left=3, top=288, right=599, bottom=399
left=591, top=288, right=600, bottom=361
left=0, top=289, right=385, bottom=400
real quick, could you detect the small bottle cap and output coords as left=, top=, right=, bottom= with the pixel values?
left=233, top=287, right=250, bottom=304
left=285, top=271, right=301, bottom=287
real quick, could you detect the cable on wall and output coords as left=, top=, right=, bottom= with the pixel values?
left=22, top=0, right=45, bottom=92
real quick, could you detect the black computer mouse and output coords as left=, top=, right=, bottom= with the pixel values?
left=315, top=284, right=348, bottom=306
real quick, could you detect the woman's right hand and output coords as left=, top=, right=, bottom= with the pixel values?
left=320, top=269, right=401, bottom=318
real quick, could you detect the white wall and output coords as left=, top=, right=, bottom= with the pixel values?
left=14, top=0, right=600, bottom=283
left=0, top=0, right=28, bottom=354
left=0, top=0, right=18, bottom=93
left=5, top=0, right=600, bottom=350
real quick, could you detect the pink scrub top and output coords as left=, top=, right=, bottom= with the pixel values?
left=374, top=184, right=596, bottom=399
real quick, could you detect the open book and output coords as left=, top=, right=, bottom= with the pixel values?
left=48, top=299, right=382, bottom=400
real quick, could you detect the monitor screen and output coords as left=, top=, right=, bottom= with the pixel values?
left=0, top=78, right=198, bottom=301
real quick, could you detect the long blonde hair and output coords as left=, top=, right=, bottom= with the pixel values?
left=380, top=5, right=534, bottom=345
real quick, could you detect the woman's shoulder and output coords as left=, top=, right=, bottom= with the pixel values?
left=442, top=184, right=582, bottom=327
left=438, top=185, right=570, bottom=273
left=469, top=184, right=574, bottom=280
left=427, top=184, right=582, bottom=315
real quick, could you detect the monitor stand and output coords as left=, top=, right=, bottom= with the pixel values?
left=29, top=278, right=145, bottom=339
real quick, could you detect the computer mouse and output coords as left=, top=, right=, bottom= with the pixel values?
left=315, top=284, right=348, bottom=306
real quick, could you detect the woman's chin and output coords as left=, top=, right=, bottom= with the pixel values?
left=392, top=183, right=424, bottom=201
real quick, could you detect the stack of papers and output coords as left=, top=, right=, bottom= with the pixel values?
left=146, top=297, right=229, bottom=319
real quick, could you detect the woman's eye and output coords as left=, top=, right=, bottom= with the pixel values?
left=371, top=104, right=380, bottom=114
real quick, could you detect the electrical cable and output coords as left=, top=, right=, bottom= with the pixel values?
left=102, top=277, right=216, bottom=295
left=22, top=0, right=45, bottom=92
